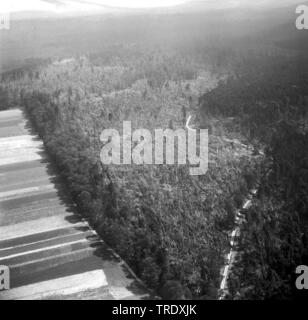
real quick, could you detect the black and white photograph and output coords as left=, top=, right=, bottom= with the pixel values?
left=0, top=0, right=308, bottom=306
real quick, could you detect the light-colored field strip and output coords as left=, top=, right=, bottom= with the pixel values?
left=0, top=146, right=42, bottom=155
left=0, top=270, right=108, bottom=300
left=109, top=286, right=141, bottom=300
left=0, top=177, right=51, bottom=192
left=0, top=230, right=86, bottom=252
left=0, top=135, right=42, bottom=148
left=0, top=184, right=54, bottom=201
left=0, top=135, right=43, bottom=166
left=0, top=109, right=23, bottom=121
left=0, top=203, right=65, bottom=217
left=0, top=215, right=84, bottom=241
left=0, top=155, right=43, bottom=166
left=0, top=238, right=92, bottom=262
left=0, top=204, right=66, bottom=227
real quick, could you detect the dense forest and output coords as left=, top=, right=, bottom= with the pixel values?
left=0, top=43, right=261, bottom=299
left=0, top=5, right=308, bottom=300
left=199, top=53, right=308, bottom=299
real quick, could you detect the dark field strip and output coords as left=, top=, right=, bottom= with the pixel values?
left=0, top=225, right=90, bottom=250
left=0, top=164, right=49, bottom=186
left=0, top=125, right=25, bottom=138
left=0, top=160, right=44, bottom=174
left=0, top=230, right=95, bottom=258
left=0, top=190, right=59, bottom=210
left=0, top=119, right=23, bottom=128
left=0, top=177, right=52, bottom=193
left=0, top=204, right=68, bottom=227
left=11, top=255, right=106, bottom=289
left=0, top=198, right=65, bottom=215
left=0, top=239, right=100, bottom=266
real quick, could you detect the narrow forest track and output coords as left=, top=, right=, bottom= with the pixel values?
left=186, top=114, right=261, bottom=300
left=0, top=109, right=150, bottom=300
left=218, top=188, right=257, bottom=300
left=218, top=137, right=262, bottom=300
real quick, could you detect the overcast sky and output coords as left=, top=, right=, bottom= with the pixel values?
left=1, top=0, right=186, bottom=12
left=0, top=0, right=301, bottom=13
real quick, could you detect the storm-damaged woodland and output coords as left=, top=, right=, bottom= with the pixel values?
left=1, top=1, right=308, bottom=299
